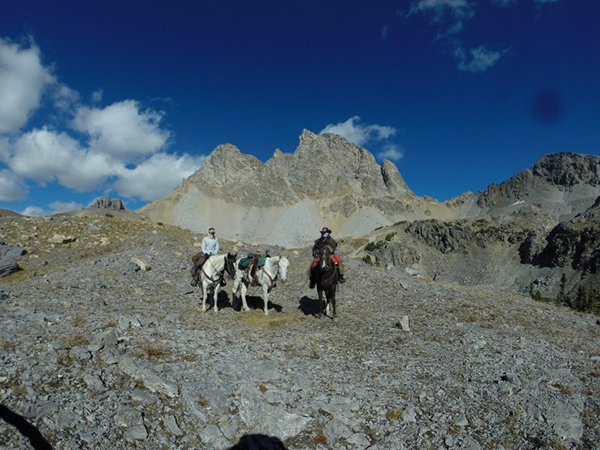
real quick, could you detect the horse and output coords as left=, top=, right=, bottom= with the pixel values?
left=194, top=252, right=237, bottom=313
left=232, top=255, right=290, bottom=315
left=314, top=246, right=339, bottom=318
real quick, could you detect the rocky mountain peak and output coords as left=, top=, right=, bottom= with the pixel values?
left=140, top=129, right=428, bottom=246
left=532, top=152, right=600, bottom=187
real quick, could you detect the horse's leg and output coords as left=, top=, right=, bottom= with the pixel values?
left=213, top=283, right=220, bottom=313
left=263, top=283, right=269, bottom=316
left=317, top=287, right=324, bottom=318
left=328, top=286, right=337, bottom=318
left=201, top=281, right=208, bottom=312
left=231, top=276, right=240, bottom=310
left=325, top=288, right=331, bottom=318
left=241, top=283, right=250, bottom=311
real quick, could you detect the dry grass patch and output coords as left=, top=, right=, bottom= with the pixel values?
left=64, top=332, right=89, bottom=347
left=131, top=339, right=173, bottom=360
left=1, top=337, right=16, bottom=351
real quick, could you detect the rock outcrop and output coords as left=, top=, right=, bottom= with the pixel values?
left=92, top=198, right=126, bottom=211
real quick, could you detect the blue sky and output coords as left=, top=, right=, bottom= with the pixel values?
left=1, top=0, right=598, bottom=215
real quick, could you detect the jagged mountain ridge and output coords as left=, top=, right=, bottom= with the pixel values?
left=139, top=130, right=600, bottom=249
left=139, top=129, right=454, bottom=247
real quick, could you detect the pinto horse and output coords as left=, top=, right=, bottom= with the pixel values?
left=314, top=247, right=339, bottom=318
left=195, top=252, right=237, bottom=313
left=232, top=255, right=290, bottom=315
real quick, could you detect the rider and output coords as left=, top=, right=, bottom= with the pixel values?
left=309, top=226, right=346, bottom=288
left=193, top=227, right=226, bottom=286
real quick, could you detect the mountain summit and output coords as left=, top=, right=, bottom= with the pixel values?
left=139, top=130, right=450, bottom=247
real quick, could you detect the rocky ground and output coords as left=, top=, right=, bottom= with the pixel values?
left=1, top=214, right=600, bottom=449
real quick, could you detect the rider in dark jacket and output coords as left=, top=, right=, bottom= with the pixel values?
left=309, top=226, right=345, bottom=288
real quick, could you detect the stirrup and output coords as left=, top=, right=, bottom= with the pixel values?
left=339, top=276, right=346, bottom=284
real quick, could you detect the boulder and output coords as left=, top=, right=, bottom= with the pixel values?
left=0, top=240, right=26, bottom=277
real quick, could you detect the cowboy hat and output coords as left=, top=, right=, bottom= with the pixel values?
left=320, top=226, right=332, bottom=233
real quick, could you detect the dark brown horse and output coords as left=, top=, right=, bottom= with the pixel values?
left=314, top=246, right=339, bottom=318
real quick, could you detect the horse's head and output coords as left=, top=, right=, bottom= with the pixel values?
left=319, top=246, right=332, bottom=270
left=278, top=256, right=290, bottom=282
left=225, top=252, right=237, bottom=279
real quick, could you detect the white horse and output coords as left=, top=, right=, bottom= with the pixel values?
left=195, top=252, right=237, bottom=313
left=232, top=255, right=290, bottom=315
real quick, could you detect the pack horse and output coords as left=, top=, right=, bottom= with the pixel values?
left=232, top=255, right=290, bottom=315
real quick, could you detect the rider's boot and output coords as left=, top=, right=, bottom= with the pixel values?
left=337, top=263, right=346, bottom=283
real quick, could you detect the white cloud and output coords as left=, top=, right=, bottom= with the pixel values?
left=8, top=127, right=115, bottom=190
left=0, top=37, right=201, bottom=207
left=49, top=200, right=85, bottom=213
left=0, top=168, right=28, bottom=201
left=112, top=152, right=205, bottom=201
left=0, top=38, right=55, bottom=134
left=71, top=100, right=170, bottom=162
left=320, top=116, right=396, bottom=146
left=455, top=45, right=509, bottom=72
left=377, top=144, right=405, bottom=161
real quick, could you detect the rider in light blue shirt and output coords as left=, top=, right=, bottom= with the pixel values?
left=202, top=227, right=220, bottom=255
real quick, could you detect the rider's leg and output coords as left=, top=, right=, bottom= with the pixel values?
left=337, top=262, right=346, bottom=283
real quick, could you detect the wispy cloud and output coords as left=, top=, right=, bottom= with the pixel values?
left=0, top=37, right=207, bottom=207
left=455, top=45, right=510, bottom=73
left=381, top=25, right=389, bottom=39
left=319, top=116, right=396, bottom=146
left=377, top=143, right=405, bottom=161
left=407, top=0, right=475, bottom=39
left=405, top=0, right=557, bottom=72
left=49, top=200, right=86, bottom=213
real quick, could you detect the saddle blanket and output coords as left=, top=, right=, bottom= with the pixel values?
left=311, top=255, right=343, bottom=269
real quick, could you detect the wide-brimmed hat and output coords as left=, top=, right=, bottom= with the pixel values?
left=320, top=227, right=332, bottom=233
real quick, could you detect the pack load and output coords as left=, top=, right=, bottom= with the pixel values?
left=238, top=252, right=267, bottom=270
